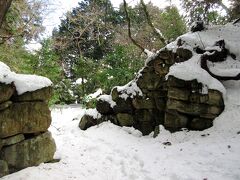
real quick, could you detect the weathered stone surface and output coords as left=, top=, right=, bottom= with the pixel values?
left=167, top=99, right=223, bottom=116
left=132, top=96, right=155, bottom=109
left=100, top=115, right=118, bottom=125
left=0, top=101, right=12, bottom=111
left=134, top=109, right=153, bottom=122
left=0, top=102, right=51, bottom=138
left=79, top=47, right=225, bottom=135
left=157, top=49, right=175, bottom=64
left=167, top=76, right=200, bottom=89
left=96, top=100, right=113, bottom=114
left=200, top=90, right=224, bottom=106
left=153, top=59, right=170, bottom=76
left=117, top=113, right=134, bottom=126
left=12, top=86, right=52, bottom=102
left=2, top=134, right=25, bottom=147
left=111, top=87, right=119, bottom=101
left=134, top=109, right=162, bottom=135
left=0, top=160, right=9, bottom=177
left=79, top=115, right=98, bottom=130
left=114, top=98, right=133, bottom=114
left=0, top=83, right=15, bottom=103
left=147, top=90, right=167, bottom=98
left=0, top=131, right=56, bottom=173
left=168, top=87, right=190, bottom=101
left=190, top=118, right=213, bottom=130
left=164, top=110, right=188, bottom=130
left=0, top=139, right=2, bottom=150
left=154, top=97, right=167, bottom=111
left=138, top=121, right=155, bottom=135
left=137, top=70, right=164, bottom=90
left=176, top=47, right=193, bottom=62
left=168, top=87, right=224, bottom=106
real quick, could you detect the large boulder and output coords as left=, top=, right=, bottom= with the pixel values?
left=0, top=131, right=56, bottom=173
left=0, top=102, right=51, bottom=138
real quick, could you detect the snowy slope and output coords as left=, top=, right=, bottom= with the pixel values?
left=2, top=80, right=240, bottom=180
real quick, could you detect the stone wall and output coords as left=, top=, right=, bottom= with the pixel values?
left=79, top=47, right=224, bottom=135
left=0, top=84, right=56, bottom=177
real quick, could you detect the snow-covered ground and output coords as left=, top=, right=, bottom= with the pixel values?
left=2, top=80, right=240, bottom=180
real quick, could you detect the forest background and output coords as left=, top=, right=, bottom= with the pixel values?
left=0, top=0, right=239, bottom=105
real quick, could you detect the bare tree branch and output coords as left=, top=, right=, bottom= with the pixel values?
left=140, top=0, right=167, bottom=46
left=123, top=0, right=145, bottom=53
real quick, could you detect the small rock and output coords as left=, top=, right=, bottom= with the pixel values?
left=201, top=133, right=210, bottom=137
left=162, top=141, right=172, bottom=146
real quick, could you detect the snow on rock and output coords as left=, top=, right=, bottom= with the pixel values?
left=84, top=108, right=102, bottom=119
left=97, top=94, right=116, bottom=108
left=208, top=56, right=240, bottom=77
left=0, top=62, right=52, bottom=95
left=114, top=80, right=143, bottom=100
left=165, top=22, right=240, bottom=94
left=144, top=49, right=155, bottom=58
left=166, top=54, right=226, bottom=95
left=169, top=22, right=240, bottom=59
left=86, top=88, right=103, bottom=100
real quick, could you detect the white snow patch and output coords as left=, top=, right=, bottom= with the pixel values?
left=166, top=54, right=226, bottom=95
left=97, top=94, right=116, bottom=108
left=84, top=108, right=101, bottom=119
left=0, top=61, right=52, bottom=95
left=75, top=78, right=87, bottom=85
left=144, top=49, right=155, bottom=58
left=208, top=56, right=240, bottom=77
left=170, top=23, right=240, bottom=60
left=86, top=88, right=103, bottom=99
left=115, top=80, right=143, bottom=100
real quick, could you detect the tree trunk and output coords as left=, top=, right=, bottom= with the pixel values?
left=0, top=0, right=13, bottom=29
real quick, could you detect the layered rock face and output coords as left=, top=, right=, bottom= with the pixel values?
left=79, top=22, right=240, bottom=136
left=79, top=48, right=224, bottom=135
left=0, top=84, right=56, bottom=177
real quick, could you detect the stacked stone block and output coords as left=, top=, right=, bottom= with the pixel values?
left=79, top=48, right=224, bottom=135
left=0, top=84, right=56, bottom=177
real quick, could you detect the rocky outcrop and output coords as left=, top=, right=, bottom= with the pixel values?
left=79, top=47, right=224, bottom=135
left=0, top=79, right=56, bottom=177
left=79, top=22, right=240, bottom=136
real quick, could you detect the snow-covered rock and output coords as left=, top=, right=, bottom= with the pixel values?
left=80, top=21, right=240, bottom=135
